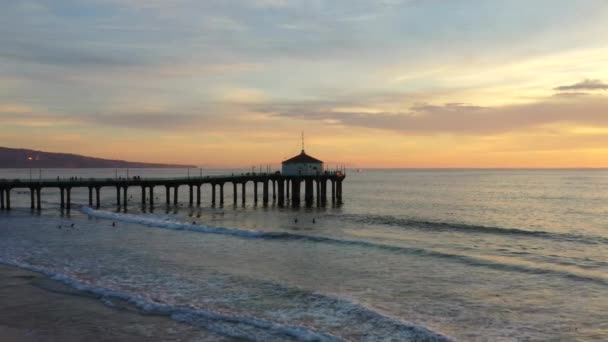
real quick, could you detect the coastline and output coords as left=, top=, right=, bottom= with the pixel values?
left=0, top=264, right=234, bottom=342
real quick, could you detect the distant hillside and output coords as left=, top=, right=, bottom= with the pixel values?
left=0, top=147, right=197, bottom=168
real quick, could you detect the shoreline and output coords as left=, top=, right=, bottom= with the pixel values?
left=0, top=264, right=234, bottom=342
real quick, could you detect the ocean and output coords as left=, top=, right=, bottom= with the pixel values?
left=1, top=169, right=607, bottom=341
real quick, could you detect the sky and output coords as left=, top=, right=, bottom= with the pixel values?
left=1, top=0, right=608, bottom=168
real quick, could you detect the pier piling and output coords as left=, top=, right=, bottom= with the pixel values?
left=0, top=173, right=345, bottom=210
left=95, top=187, right=100, bottom=208
left=196, top=185, right=201, bottom=205
left=219, top=183, right=224, bottom=206
left=36, top=188, right=41, bottom=210
left=233, top=183, right=237, bottom=204
left=263, top=181, right=269, bottom=205
left=212, top=184, right=216, bottom=205
left=242, top=182, right=246, bottom=204
left=66, top=188, right=71, bottom=209
left=254, top=182, right=258, bottom=203
left=30, top=188, right=35, bottom=209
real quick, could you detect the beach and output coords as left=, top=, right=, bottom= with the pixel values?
left=0, top=265, right=233, bottom=342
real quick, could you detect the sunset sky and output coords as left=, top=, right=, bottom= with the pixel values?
left=2, top=0, right=608, bottom=168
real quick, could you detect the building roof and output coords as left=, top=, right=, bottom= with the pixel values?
left=282, top=150, right=323, bottom=164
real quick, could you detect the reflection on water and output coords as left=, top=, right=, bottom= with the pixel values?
left=1, top=169, right=607, bottom=340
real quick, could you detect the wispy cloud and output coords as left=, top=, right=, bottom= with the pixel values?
left=554, top=79, right=608, bottom=91
left=260, top=94, right=608, bottom=135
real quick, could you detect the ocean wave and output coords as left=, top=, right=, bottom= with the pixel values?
left=81, top=207, right=608, bottom=286
left=336, top=213, right=608, bottom=245
left=0, top=257, right=340, bottom=341
left=0, top=256, right=451, bottom=341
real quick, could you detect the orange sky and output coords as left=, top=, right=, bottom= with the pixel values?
left=2, top=1, right=608, bottom=168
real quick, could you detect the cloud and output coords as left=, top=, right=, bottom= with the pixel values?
left=554, top=79, right=608, bottom=91
left=0, top=38, right=144, bottom=69
left=258, top=94, right=608, bottom=135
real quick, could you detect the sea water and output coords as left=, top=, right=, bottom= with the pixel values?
left=1, top=169, right=607, bottom=341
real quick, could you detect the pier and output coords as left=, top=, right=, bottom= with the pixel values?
left=0, top=172, right=345, bottom=210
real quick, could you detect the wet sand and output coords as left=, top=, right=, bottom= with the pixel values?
left=0, top=265, right=236, bottom=342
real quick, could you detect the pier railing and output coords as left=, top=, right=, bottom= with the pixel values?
left=0, top=172, right=345, bottom=210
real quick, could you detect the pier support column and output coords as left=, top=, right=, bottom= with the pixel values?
left=116, top=186, right=121, bottom=206
left=272, top=180, right=276, bottom=201
left=60, top=188, right=65, bottom=208
left=286, top=180, right=290, bottom=201
left=0, top=189, right=4, bottom=209
left=337, top=180, right=343, bottom=203
left=254, top=182, right=258, bottom=204
left=6, top=189, right=11, bottom=210
left=36, top=188, right=41, bottom=210
left=141, top=186, right=146, bottom=205
left=165, top=186, right=170, bottom=205
left=262, top=181, right=269, bottom=205
left=277, top=180, right=285, bottom=206
left=291, top=179, right=300, bottom=205
left=304, top=179, right=313, bottom=205
left=233, top=183, right=237, bottom=204
left=331, top=180, right=336, bottom=203
left=66, top=188, right=71, bottom=209
left=149, top=186, right=154, bottom=207
left=123, top=187, right=128, bottom=207
left=88, top=187, right=93, bottom=206
left=320, top=179, right=327, bottom=204
left=242, top=182, right=246, bottom=204
left=189, top=185, right=193, bottom=206
left=196, top=185, right=201, bottom=206
left=30, top=187, right=35, bottom=209
left=173, top=186, right=178, bottom=205
left=315, top=177, right=321, bottom=206
left=219, top=183, right=224, bottom=206
left=212, top=184, right=216, bottom=205
left=95, top=187, right=100, bottom=208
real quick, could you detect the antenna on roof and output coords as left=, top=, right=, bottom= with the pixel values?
left=301, top=131, right=305, bottom=152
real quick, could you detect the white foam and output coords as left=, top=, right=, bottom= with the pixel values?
left=0, top=256, right=340, bottom=341
left=81, top=206, right=272, bottom=238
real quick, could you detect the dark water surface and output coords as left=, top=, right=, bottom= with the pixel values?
left=1, top=169, right=607, bottom=341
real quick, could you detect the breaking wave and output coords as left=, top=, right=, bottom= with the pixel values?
left=336, top=213, right=608, bottom=245
left=81, top=207, right=608, bottom=286
left=0, top=255, right=451, bottom=341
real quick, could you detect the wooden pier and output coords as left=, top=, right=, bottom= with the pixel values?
left=0, top=172, right=345, bottom=210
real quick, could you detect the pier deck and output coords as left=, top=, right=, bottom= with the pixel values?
left=0, top=173, right=345, bottom=210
